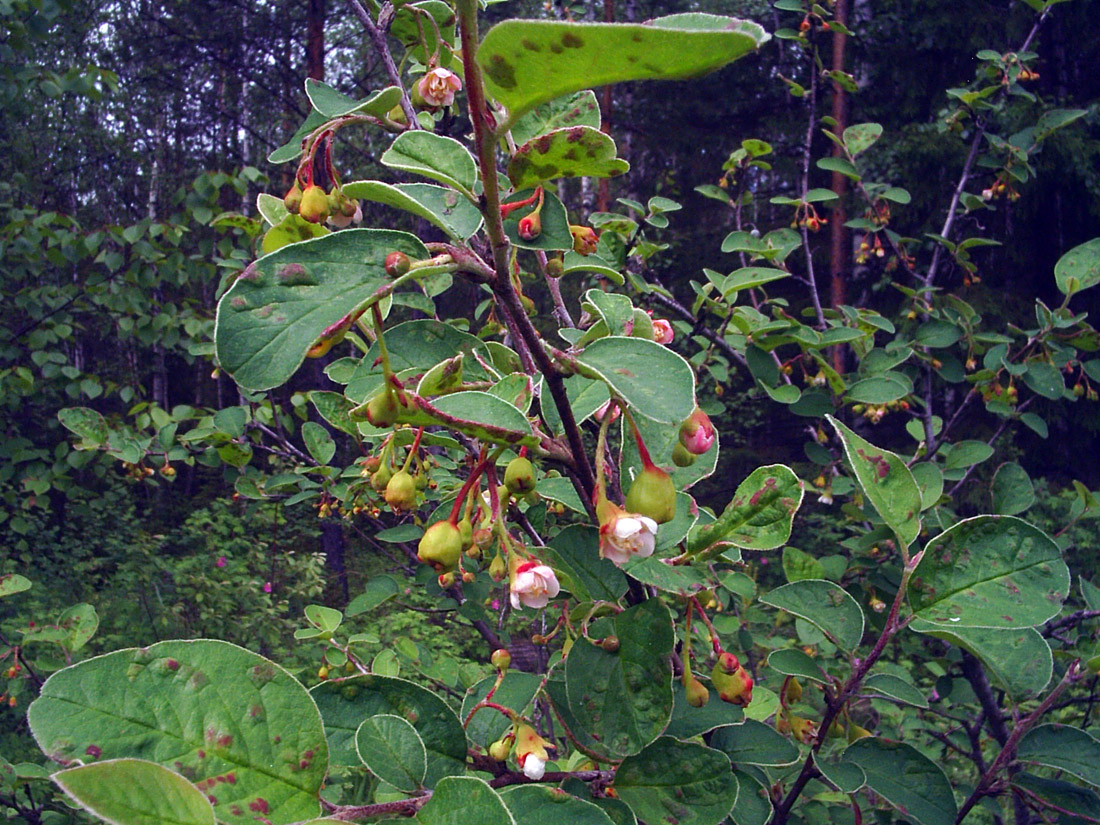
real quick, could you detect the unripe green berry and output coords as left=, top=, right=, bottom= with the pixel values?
left=685, top=676, right=710, bottom=708
left=385, top=251, right=411, bottom=277
left=625, top=464, right=677, bottom=524
left=418, top=521, right=463, bottom=571
left=365, top=391, right=400, bottom=428
left=504, top=456, right=536, bottom=495
left=488, top=736, right=513, bottom=761
left=384, top=469, right=418, bottom=511
left=491, top=648, right=511, bottom=671
left=299, top=184, right=330, bottom=224
left=672, top=442, right=698, bottom=467
left=284, top=182, right=303, bottom=214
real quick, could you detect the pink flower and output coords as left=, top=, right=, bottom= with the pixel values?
left=215, top=556, right=227, bottom=568
left=263, top=581, right=273, bottom=593
left=418, top=67, right=462, bottom=108
left=678, top=408, right=715, bottom=455
left=598, top=503, right=658, bottom=567
left=509, top=559, right=560, bottom=610
left=593, top=398, right=621, bottom=424
left=652, top=319, right=674, bottom=345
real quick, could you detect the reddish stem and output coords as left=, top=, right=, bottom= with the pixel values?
left=449, top=448, right=489, bottom=524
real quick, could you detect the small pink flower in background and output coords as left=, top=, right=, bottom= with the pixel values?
left=215, top=556, right=227, bottom=568
left=509, top=560, right=560, bottom=610
left=490, top=599, right=501, bottom=611
left=263, top=581, right=273, bottom=593
left=652, top=319, right=674, bottom=345
left=418, top=67, right=462, bottom=107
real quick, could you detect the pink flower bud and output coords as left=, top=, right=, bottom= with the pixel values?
left=417, top=67, right=462, bottom=108
left=215, top=556, right=227, bottom=568
left=678, top=408, right=716, bottom=455
left=263, top=581, right=273, bottom=593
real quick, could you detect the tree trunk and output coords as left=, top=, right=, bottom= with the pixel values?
left=307, top=0, right=325, bottom=81
left=828, top=0, right=851, bottom=372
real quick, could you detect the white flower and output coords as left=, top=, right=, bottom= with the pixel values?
left=520, top=752, right=546, bottom=780
left=509, top=560, right=560, bottom=610
left=418, top=67, right=462, bottom=108
left=599, top=510, right=658, bottom=567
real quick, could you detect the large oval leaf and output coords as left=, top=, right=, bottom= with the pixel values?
left=1055, top=236, right=1100, bottom=295
left=844, top=738, right=957, bottom=825
left=355, top=714, right=427, bottom=792
left=614, top=738, right=737, bottom=825
left=343, top=181, right=483, bottom=240
left=565, top=598, right=674, bottom=760
left=508, top=126, right=628, bottom=189
left=687, top=465, right=803, bottom=554
left=311, top=674, right=466, bottom=787
left=381, top=131, right=478, bottom=193
left=827, top=415, right=922, bottom=547
left=478, top=15, right=768, bottom=124
left=1018, top=724, right=1100, bottom=788
left=29, top=640, right=327, bottom=825
left=908, top=515, right=1069, bottom=628
left=576, top=336, right=696, bottom=424
left=215, top=229, right=429, bottom=391
left=909, top=619, right=1053, bottom=697
left=502, top=786, right=615, bottom=825
left=53, top=759, right=215, bottom=825
left=709, top=719, right=799, bottom=767
left=417, top=776, right=515, bottom=825
left=759, top=580, right=865, bottom=650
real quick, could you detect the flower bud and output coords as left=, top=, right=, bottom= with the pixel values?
left=625, top=464, right=677, bottom=525
left=788, top=714, right=817, bottom=745
left=684, top=676, right=710, bottom=708
left=600, top=636, right=620, bottom=653
left=491, top=648, right=511, bottom=671
left=385, top=251, right=411, bottom=277
left=299, top=184, right=330, bottom=224
left=438, top=570, right=455, bottom=588
left=504, top=456, right=536, bottom=495
left=283, top=182, right=303, bottom=214
left=518, top=213, right=541, bottom=241
left=488, top=735, right=513, bottom=762
left=370, top=463, right=393, bottom=492
left=458, top=516, right=473, bottom=547
left=488, top=553, right=507, bottom=582
left=672, top=442, right=698, bottom=468
left=545, top=257, right=564, bottom=278
left=711, top=652, right=753, bottom=707
left=417, top=521, right=463, bottom=571
left=569, top=225, right=599, bottom=255
left=473, top=527, right=494, bottom=551
left=384, top=469, right=418, bottom=511
left=847, top=722, right=873, bottom=742
left=678, top=408, right=716, bottom=455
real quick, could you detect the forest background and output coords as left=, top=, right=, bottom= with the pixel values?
left=2, top=0, right=1100, bottom=822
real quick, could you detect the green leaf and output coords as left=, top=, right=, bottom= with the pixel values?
left=29, top=640, right=327, bottom=825
left=710, top=719, right=800, bottom=767
left=614, top=737, right=737, bottom=825
left=391, top=1, right=456, bottom=68
left=1018, top=724, right=1100, bottom=788
left=381, top=132, right=478, bottom=194
left=845, top=739, right=957, bottom=825
left=911, top=462, right=944, bottom=511
left=1023, top=360, right=1066, bottom=400
left=478, top=15, right=768, bottom=124
left=845, top=375, right=910, bottom=404
left=909, top=619, right=1052, bottom=697
left=687, top=465, right=804, bottom=553
left=536, top=476, right=587, bottom=515
left=508, top=126, right=628, bottom=189
left=425, top=391, right=535, bottom=447
left=301, top=421, right=335, bottom=465
left=0, top=573, right=32, bottom=598
left=1012, top=773, right=1100, bottom=821
left=257, top=193, right=288, bottom=227
left=759, top=580, right=865, bottom=650
left=816, top=156, right=860, bottom=180
left=58, top=407, right=109, bottom=445
left=544, top=525, right=628, bottom=602
left=730, top=769, right=772, bottom=825
left=619, top=411, right=718, bottom=494
left=1054, top=237, right=1100, bottom=295
left=565, top=599, right=674, bottom=759
left=576, top=336, right=695, bottom=424
left=943, top=439, right=994, bottom=470
left=304, top=79, right=402, bottom=118
left=767, top=648, right=828, bottom=684
left=309, top=391, right=359, bottom=437
left=417, top=777, right=515, bottom=825
left=52, top=759, right=215, bottom=825
left=502, top=786, right=615, bottom=825
left=346, top=576, right=400, bottom=616
left=57, top=603, right=98, bottom=652
left=842, top=123, right=883, bottom=156
left=509, top=90, right=602, bottom=147
left=991, top=462, right=1035, bottom=515
left=908, top=515, right=1069, bottom=628
left=269, top=110, right=327, bottom=163
left=461, top=672, right=542, bottom=749
left=722, top=267, right=790, bottom=296
left=312, top=675, right=466, bottom=786
left=343, top=181, right=483, bottom=240
left=863, top=674, right=929, bottom=708
left=583, top=289, right=635, bottom=336
left=827, top=415, right=921, bottom=548
left=216, top=229, right=429, bottom=391
left=816, top=759, right=866, bottom=793
left=355, top=715, right=427, bottom=792
left=781, top=546, right=824, bottom=582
